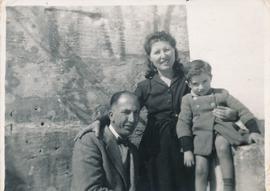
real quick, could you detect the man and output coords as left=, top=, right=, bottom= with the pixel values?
left=71, top=91, right=141, bottom=191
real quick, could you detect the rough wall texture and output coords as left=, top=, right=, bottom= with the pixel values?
left=5, top=6, right=190, bottom=125
left=5, top=124, right=78, bottom=191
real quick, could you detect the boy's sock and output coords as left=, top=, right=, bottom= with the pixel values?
left=223, top=178, right=235, bottom=191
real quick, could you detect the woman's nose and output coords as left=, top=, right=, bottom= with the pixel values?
left=160, top=51, right=166, bottom=58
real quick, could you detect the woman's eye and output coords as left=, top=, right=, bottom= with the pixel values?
left=165, top=48, right=170, bottom=52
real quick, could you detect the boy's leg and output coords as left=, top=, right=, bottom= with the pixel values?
left=215, top=135, right=234, bottom=191
left=195, top=155, right=209, bottom=191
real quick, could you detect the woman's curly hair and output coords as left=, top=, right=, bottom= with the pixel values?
left=143, top=31, right=184, bottom=79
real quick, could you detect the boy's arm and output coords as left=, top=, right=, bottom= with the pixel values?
left=224, top=91, right=260, bottom=134
left=74, top=115, right=110, bottom=141
left=176, top=95, right=194, bottom=152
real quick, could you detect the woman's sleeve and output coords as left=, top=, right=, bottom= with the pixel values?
left=97, top=115, right=110, bottom=128
left=134, top=81, right=148, bottom=108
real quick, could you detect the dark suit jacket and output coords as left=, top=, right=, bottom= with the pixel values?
left=71, top=126, right=139, bottom=191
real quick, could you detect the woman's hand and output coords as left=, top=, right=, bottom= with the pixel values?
left=248, top=133, right=263, bottom=144
left=212, top=106, right=238, bottom=121
left=184, top=151, right=194, bottom=167
left=74, top=120, right=101, bottom=141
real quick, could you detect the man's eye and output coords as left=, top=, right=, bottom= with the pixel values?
left=122, top=110, right=131, bottom=114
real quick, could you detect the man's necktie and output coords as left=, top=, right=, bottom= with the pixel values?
left=117, top=138, right=130, bottom=147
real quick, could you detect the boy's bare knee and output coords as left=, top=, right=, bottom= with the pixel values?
left=216, top=143, right=231, bottom=157
left=196, top=163, right=208, bottom=178
left=215, top=136, right=230, bottom=154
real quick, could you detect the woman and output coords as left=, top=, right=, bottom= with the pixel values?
left=76, top=31, right=236, bottom=191
left=134, top=31, right=192, bottom=191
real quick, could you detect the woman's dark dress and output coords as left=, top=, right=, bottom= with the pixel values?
left=135, top=74, right=194, bottom=191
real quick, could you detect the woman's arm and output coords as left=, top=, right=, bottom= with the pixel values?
left=74, top=115, right=110, bottom=141
left=212, top=106, right=238, bottom=121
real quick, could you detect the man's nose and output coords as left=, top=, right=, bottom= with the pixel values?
left=128, top=113, right=135, bottom=122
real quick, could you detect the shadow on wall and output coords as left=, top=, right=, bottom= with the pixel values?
left=5, top=124, right=79, bottom=191
left=5, top=170, right=27, bottom=191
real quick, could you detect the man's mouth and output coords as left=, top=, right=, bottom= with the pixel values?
left=124, top=124, right=134, bottom=128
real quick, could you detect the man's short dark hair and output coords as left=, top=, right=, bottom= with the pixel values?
left=110, top=91, right=138, bottom=108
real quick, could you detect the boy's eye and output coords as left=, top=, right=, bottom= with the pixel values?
left=153, top=50, right=160, bottom=55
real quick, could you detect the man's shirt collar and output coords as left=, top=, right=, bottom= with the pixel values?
left=108, top=124, right=122, bottom=140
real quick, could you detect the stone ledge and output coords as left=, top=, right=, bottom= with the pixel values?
left=209, top=144, right=265, bottom=191
left=5, top=124, right=265, bottom=191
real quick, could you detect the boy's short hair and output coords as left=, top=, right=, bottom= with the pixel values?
left=184, top=59, right=212, bottom=82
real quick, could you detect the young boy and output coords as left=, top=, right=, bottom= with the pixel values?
left=176, top=59, right=262, bottom=191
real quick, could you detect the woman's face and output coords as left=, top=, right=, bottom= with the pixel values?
left=149, top=41, right=175, bottom=72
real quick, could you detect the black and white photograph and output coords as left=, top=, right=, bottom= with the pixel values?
left=1, top=0, right=269, bottom=191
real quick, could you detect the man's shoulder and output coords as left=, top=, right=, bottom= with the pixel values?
left=75, top=131, right=103, bottom=148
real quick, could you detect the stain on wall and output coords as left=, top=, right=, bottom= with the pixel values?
left=5, top=5, right=190, bottom=191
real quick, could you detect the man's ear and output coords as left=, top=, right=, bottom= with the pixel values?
left=108, top=110, right=113, bottom=117
left=108, top=110, right=113, bottom=121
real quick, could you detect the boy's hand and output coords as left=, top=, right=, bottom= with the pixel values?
left=213, top=106, right=238, bottom=121
left=74, top=120, right=101, bottom=141
left=184, top=151, right=195, bottom=167
left=248, top=132, right=263, bottom=144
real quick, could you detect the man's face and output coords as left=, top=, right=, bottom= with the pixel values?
left=109, top=94, right=140, bottom=138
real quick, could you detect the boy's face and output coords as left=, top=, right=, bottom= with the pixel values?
left=188, top=73, right=212, bottom=96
